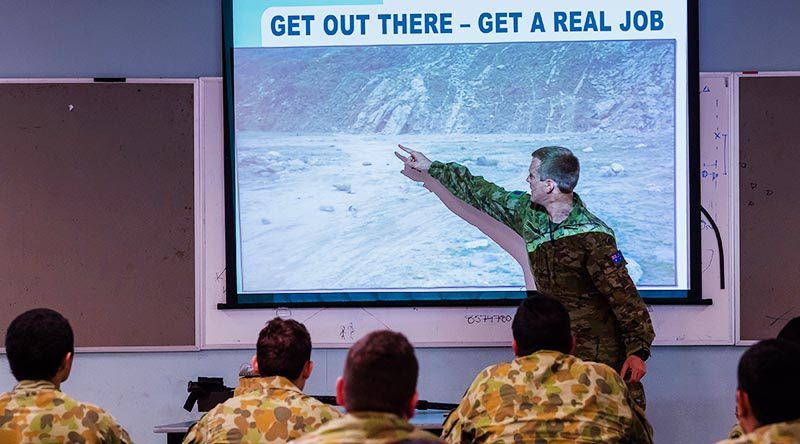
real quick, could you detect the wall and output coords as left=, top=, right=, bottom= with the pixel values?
left=0, top=347, right=747, bottom=444
left=2, top=1, right=798, bottom=443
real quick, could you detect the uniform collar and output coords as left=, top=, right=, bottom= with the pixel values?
left=13, top=380, right=59, bottom=392
left=516, top=349, right=568, bottom=363
left=238, top=375, right=302, bottom=395
left=562, top=193, right=588, bottom=224
left=348, top=411, right=406, bottom=421
left=526, top=193, right=612, bottom=251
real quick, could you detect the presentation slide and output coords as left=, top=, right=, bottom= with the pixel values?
left=226, top=0, right=692, bottom=304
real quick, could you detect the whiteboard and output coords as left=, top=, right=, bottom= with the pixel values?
left=200, top=74, right=735, bottom=348
left=647, top=73, right=735, bottom=346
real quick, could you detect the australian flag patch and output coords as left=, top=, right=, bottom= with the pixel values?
left=610, top=250, right=625, bottom=265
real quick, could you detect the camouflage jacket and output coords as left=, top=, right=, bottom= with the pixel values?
left=182, top=376, right=341, bottom=444
left=429, top=161, right=655, bottom=369
left=292, top=411, right=444, bottom=444
left=729, top=423, right=745, bottom=440
left=441, top=351, right=653, bottom=444
left=717, top=419, right=800, bottom=444
left=0, top=380, right=132, bottom=444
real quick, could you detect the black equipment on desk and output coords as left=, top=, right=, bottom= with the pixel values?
left=262, top=394, right=456, bottom=410
left=183, top=376, right=458, bottom=412
left=184, top=377, right=234, bottom=412
left=415, top=400, right=459, bottom=411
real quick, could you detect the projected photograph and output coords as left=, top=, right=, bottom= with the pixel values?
left=233, top=40, right=676, bottom=294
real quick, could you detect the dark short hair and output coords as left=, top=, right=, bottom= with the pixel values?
left=343, top=330, right=418, bottom=415
left=777, top=317, right=800, bottom=345
left=532, top=146, right=580, bottom=193
left=512, top=296, right=572, bottom=356
left=256, top=318, right=312, bottom=380
left=738, top=339, right=800, bottom=426
left=5, top=308, right=74, bottom=381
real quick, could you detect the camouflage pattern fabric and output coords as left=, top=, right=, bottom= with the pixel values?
left=0, top=379, right=132, bottom=444
left=428, top=161, right=655, bottom=372
left=729, top=423, right=745, bottom=439
left=441, top=351, right=653, bottom=444
left=292, top=411, right=444, bottom=444
left=182, top=376, right=341, bottom=444
left=233, top=376, right=262, bottom=397
left=717, top=419, right=800, bottom=444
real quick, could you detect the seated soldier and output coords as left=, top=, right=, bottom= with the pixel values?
left=0, top=308, right=132, bottom=443
left=717, top=339, right=800, bottom=444
left=727, top=316, right=800, bottom=440
left=293, top=330, right=443, bottom=444
left=182, top=318, right=341, bottom=444
left=442, top=297, right=652, bottom=444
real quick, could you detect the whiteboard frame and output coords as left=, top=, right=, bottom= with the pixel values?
left=0, top=78, right=202, bottom=353
left=200, top=74, right=737, bottom=349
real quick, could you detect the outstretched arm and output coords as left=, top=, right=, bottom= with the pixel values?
left=394, top=144, right=530, bottom=236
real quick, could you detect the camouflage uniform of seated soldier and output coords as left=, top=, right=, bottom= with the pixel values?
left=293, top=330, right=444, bottom=444
left=182, top=318, right=341, bottom=444
left=0, top=308, right=133, bottom=444
left=726, top=316, right=800, bottom=440
left=442, top=297, right=653, bottom=444
left=718, top=338, right=800, bottom=444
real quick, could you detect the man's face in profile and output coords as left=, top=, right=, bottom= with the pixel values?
left=527, top=158, right=547, bottom=205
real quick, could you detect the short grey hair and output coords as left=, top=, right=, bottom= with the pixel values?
left=531, top=146, right=580, bottom=193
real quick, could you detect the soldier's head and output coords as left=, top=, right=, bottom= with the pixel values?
left=336, top=330, right=419, bottom=418
left=253, top=317, right=313, bottom=389
left=5, top=308, right=75, bottom=385
left=735, top=339, right=800, bottom=433
left=528, top=147, right=580, bottom=204
left=512, top=296, right=574, bottom=357
left=777, top=316, right=800, bottom=345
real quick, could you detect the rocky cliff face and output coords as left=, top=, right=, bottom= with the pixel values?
left=234, top=40, right=675, bottom=135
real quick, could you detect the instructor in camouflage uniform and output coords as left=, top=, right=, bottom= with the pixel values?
left=395, top=144, right=655, bottom=406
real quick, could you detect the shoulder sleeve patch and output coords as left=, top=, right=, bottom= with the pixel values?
left=610, top=250, right=625, bottom=265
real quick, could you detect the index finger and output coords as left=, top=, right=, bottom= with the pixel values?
left=394, top=151, right=409, bottom=162
left=397, top=144, right=415, bottom=154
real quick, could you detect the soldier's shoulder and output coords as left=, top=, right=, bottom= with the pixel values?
left=48, top=391, right=108, bottom=416
left=0, top=391, right=12, bottom=407
left=291, top=416, right=347, bottom=444
left=48, top=394, right=128, bottom=437
left=470, top=361, right=515, bottom=385
left=582, top=359, right=627, bottom=384
left=758, top=420, right=800, bottom=443
left=573, top=231, right=620, bottom=257
left=301, top=396, right=343, bottom=420
left=74, top=398, right=108, bottom=413
left=562, top=357, right=629, bottom=397
left=70, top=398, right=127, bottom=429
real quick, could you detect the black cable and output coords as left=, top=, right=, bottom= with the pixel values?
left=699, top=205, right=725, bottom=289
